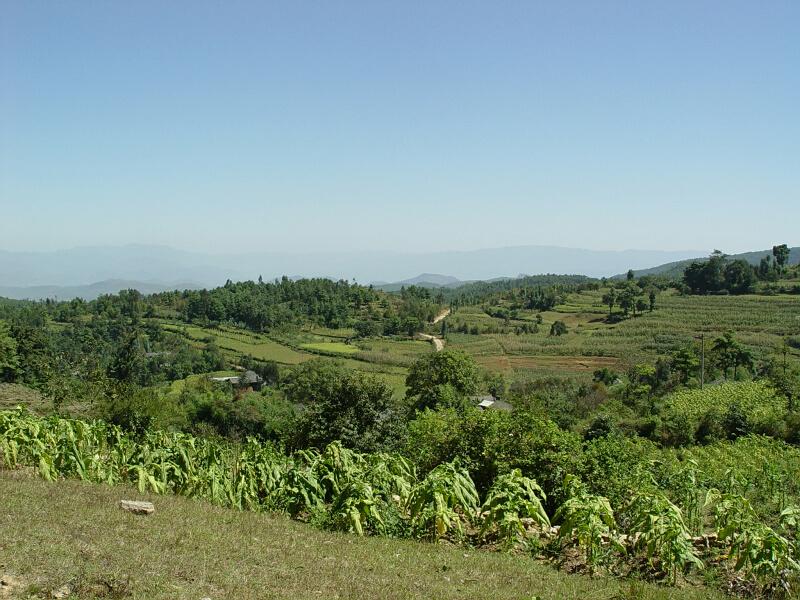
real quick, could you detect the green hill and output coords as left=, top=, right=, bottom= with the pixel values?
left=615, top=247, right=800, bottom=280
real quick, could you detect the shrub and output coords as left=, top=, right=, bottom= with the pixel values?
left=660, top=382, right=786, bottom=446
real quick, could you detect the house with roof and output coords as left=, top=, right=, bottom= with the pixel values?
left=210, top=370, right=263, bottom=392
left=474, top=395, right=513, bottom=412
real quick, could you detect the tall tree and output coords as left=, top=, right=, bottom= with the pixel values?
left=283, top=360, right=397, bottom=452
left=618, top=285, right=639, bottom=316
left=406, top=349, right=479, bottom=411
left=0, top=321, right=19, bottom=382
left=712, top=332, right=753, bottom=379
left=601, top=289, right=617, bottom=316
left=723, top=260, right=756, bottom=294
left=773, top=244, right=790, bottom=272
left=671, top=347, right=699, bottom=384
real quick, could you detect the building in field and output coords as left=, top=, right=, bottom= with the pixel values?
left=474, top=395, right=513, bottom=412
left=210, top=370, right=263, bottom=392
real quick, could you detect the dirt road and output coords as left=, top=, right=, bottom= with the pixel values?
left=432, top=308, right=451, bottom=324
left=419, top=333, right=444, bottom=351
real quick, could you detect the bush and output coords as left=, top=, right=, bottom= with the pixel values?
left=660, top=382, right=787, bottom=446
left=283, top=360, right=400, bottom=453
left=549, top=320, right=568, bottom=336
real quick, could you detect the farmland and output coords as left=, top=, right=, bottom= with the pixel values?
left=153, top=285, right=800, bottom=393
left=159, top=321, right=421, bottom=397
left=445, top=288, right=800, bottom=382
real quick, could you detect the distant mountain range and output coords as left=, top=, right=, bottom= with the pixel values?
left=0, top=244, right=703, bottom=294
left=0, top=279, right=202, bottom=301
left=4, top=243, right=794, bottom=300
left=618, top=247, right=800, bottom=280
left=373, top=273, right=468, bottom=292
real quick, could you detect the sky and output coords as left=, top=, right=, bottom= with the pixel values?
left=1, top=1, right=798, bottom=255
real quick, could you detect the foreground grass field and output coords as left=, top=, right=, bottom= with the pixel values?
left=0, top=471, right=722, bottom=600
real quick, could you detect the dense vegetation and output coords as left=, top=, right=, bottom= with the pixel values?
left=2, top=246, right=800, bottom=597
left=683, top=246, right=799, bottom=296
left=3, top=407, right=799, bottom=597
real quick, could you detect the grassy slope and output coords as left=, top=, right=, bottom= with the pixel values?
left=0, top=471, right=720, bottom=600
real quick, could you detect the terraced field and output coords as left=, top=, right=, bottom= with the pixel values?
left=161, top=323, right=309, bottom=365
left=300, top=341, right=360, bottom=355
left=159, top=321, right=425, bottom=398
left=156, top=287, right=800, bottom=390
left=447, top=289, right=800, bottom=380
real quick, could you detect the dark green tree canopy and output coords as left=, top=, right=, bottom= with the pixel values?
left=283, top=360, right=398, bottom=452
left=405, top=349, right=479, bottom=412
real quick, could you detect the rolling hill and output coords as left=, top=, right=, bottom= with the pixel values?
left=616, top=247, right=800, bottom=280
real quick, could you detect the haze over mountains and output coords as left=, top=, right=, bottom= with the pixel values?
left=4, top=243, right=795, bottom=301
left=0, top=244, right=709, bottom=299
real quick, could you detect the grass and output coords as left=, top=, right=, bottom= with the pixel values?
left=161, top=323, right=309, bottom=365
left=0, top=470, right=722, bottom=600
left=300, top=341, right=360, bottom=355
left=0, top=383, right=47, bottom=413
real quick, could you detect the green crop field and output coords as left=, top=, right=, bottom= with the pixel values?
left=159, top=321, right=417, bottom=397
left=161, top=323, right=310, bottom=365
left=445, top=288, right=800, bottom=381
left=300, top=341, right=360, bottom=355
left=354, top=338, right=433, bottom=367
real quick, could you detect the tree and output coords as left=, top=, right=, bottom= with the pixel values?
left=406, top=350, right=479, bottom=412
left=773, top=244, right=790, bottom=272
left=601, top=289, right=617, bottom=316
left=758, top=255, right=777, bottom=281
left=626, top=269, right=635, bottom=281
left=635, top=298, right=648, bottom=317
left=683, top=251, right=727, bottom=294
left=0, top=320, right=19, bottom=382
left=549, top=320, right=568, bottom=336
left=712, top=332, right=753, bottom=379
left=282, top=360, right=397, bottom=452
left=723, top=260, right=755, bottom=294
left=648, top=289, right=657, bottom=312
left=670, top=347, right=699, bottom=384
left=618, top=284, right=640, bottom=317
left=486, top=372, right=506, bottom=399
left=354, top=320, right=382, bottom=338
left=107, top=326, right=146, bottom=384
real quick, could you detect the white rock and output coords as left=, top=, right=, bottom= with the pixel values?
left=51, top=584, right=72, bottom=598
left=119, top=500, right=155, bottom=515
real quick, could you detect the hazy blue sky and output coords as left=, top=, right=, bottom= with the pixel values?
left=1, top=1, right=798, bottom=254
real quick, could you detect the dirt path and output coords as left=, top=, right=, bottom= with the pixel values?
left=431, top=308, right=451, bottom=324
left=418, top=307, right=450, bottom=351
left=419, top=333, right=445, bottom=351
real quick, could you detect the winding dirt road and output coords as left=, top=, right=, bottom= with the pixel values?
left=420, top=307, right=450, bottom=351
left=419, top=333, right=444, bottom=351
left=432, top=308, right=451, bottom=324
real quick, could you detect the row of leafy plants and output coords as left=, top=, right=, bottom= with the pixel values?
left=1, top=408, right=798, bottom=597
